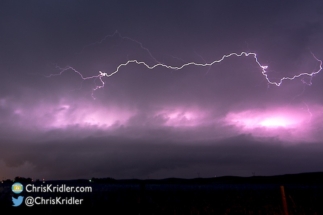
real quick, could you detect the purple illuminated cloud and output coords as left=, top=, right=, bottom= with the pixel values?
left=1, top=0, right=323, bottom=179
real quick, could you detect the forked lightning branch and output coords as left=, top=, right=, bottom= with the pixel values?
left=49, top=51, right=322, bottom=99
left=44, top=32, right=322, bottom=99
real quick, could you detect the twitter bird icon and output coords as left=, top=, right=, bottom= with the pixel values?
left=12, top=196, right=24, bottom=207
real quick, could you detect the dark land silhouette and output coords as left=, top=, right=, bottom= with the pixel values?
left=1, top=172, right=323, bottom=214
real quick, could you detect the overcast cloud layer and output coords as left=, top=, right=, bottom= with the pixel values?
left=1, top=0, right=323, bottom=180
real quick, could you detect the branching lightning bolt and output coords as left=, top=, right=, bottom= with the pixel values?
left=302, top=102, right=313, bottom=120
left=46, top=32, right=323, bottom=99
left=99, top=52, right=322, bottom=84
left=79, top=30, right=160, bottom=63
left=48, top=51, right=323, bottom=99
left=45, top=66, right=106, bottom=99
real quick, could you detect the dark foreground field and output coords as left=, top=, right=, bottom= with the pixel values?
left=1, top=172, right=322, bottom=214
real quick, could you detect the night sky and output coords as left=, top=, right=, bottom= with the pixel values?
left=1, top=1, right=323, bottom=180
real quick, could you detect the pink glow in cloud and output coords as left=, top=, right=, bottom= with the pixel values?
left=2, top=93, right=323, bottom=144
left=154, top=107, right=207, bottom=127
left=224, top=105, right=323, bottom=142
left=1, top=98, right=136, bottom=131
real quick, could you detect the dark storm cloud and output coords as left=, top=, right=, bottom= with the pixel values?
left=1, top=0, right=323, bottom=179
left=1, top=134, right=323, bottom=179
